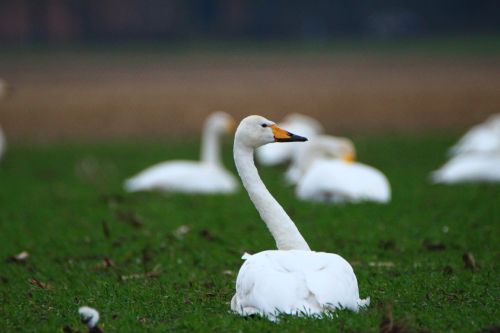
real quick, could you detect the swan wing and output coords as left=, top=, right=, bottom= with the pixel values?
left=432, top=154, right=500, bottom=183
left=297, top=160, right=391, bottom=203
left=232, top=250, right=367, bottom=320
left=124, top=161, right=238, bottom=193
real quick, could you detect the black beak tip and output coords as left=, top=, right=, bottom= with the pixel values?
left=290, top=133, right=308, bottom=142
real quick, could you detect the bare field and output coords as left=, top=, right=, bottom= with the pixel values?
left=1, top=52, right=500, bottom=141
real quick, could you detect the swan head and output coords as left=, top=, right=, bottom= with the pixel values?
left=235, top=115, right=308, bottom=149
left=206, top=111, right=236, bottom=134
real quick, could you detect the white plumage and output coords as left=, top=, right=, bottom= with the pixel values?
left=231, top=251, right=368, bottom=321
left=231, top=116, right=368, bottom=320
left=124, top=112, right=238, bottom=194
left=286, top=135, right=390, bottom=203
left=432, top=153, right=500, bottom=184
left=297, top=160, right=391, bottom=203
left=449, top=114, right=500, bottom=156
left=125, top=161, right=237, bottom=193
left=78, top=306, right=100, bottom=329
left=432, top=113, right=500, bottom=184
left=256, top=113, right=323, bottom=166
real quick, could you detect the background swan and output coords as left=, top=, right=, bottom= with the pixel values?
left=256, top=113, right=323, bottom=166
left=432, top=153, right=500, bottom=183
left=124, top=111, right=238, bottom=193
left=288, top=135, right=390, bottom=203
left=231, top=115, right=369, bottom=321
left=432, top=113, right=500, bottom=183
left=448, top=114, right=500, bottom=156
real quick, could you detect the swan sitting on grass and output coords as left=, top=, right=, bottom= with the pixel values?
left=230, top=116, right=369, bottom=321
left=256, top=113, right=323, bottom=166
left=124, top=112, right=238, bottom=194
left=432, top=114, right=500, bottom=184
left=287, top=135, right=391, bottom=203
left=448, top=114, right=500, bottom=156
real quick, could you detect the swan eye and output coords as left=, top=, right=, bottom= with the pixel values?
left=261, top=124, right=268, bottom=128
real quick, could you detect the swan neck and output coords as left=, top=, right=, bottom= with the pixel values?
left=201, top=122, right=222, bottom=166
left=234, top=141, right=310, bottom=251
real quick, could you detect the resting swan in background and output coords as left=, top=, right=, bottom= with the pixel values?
left=124, top=112, right=238, bottom=193
left=231, top=116, right=369, bottom=321
left=287, top=135, right=390, bottom=203
left=448, top=114, right=500, bottom=156
left=256, top=113, right=323, bottom=166
left=431, top=153, right=500, bottom=184
left=432, top=113, right=500, bottom=184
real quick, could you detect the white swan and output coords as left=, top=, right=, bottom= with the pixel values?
left=231, top=116, right=369, bottom=321
left=449, top=114, right=500, bottom=156
left=287, top=135, right=390, bottom=203
left=124, top=112, right=238, bottom=193
left=431, top=153, right=500, bottom=183
left=256, top=113, right=323, bottom=166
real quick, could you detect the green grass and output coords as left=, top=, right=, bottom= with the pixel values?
left=0, top=135, right=499, bottom=332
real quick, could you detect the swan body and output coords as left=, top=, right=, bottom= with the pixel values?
left=231, top=116, right=368, bottom=320
left=432, top=153, right=500, bottom=183
left=287, top=135, right=390, bottom=203
left=124, top=112, right=238, bottom=194
left=124, top=161, right=237, bottom=193
left=231, top=251, right=368, bottom=320
left=297, top=160, right=390, bottom=203
left=256, top=113, right=323, bottom=166
left=449, top=114, right=500, bottom=156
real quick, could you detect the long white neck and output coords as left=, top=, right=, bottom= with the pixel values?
left=234, top=141, right=310, bottom=251
left=200, top=123, right=222, bottom=166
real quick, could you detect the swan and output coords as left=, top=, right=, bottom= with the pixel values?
left=431, top=153, right=500, bottom=183
left=287, top=135, right=390, bottom=203
left=124, top=111, right=238, bottom=194
left=231, top=115, right=369, bottom=321
left=256, top=113, right=323, bottom=166
left=449, top=114, right=500, bottom=156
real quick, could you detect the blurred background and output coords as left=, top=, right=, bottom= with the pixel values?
left=1, top=0, right=499, bottom=141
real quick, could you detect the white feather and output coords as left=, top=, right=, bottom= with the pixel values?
left=432, top=153, right=500, bottom=183
left=296, top=160, right=391, bottom=203
left=78, top=306, right=100, bottom=328
left=124, top=112, right=238, bottom=194
left=124, top=161, right=237, bottom=193
left=449, top=114, right=500, bottom=156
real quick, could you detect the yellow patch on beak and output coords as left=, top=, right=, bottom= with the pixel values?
left=343, top=153, right=355, bottom=163
left=271, top=124, right=292, bottom=141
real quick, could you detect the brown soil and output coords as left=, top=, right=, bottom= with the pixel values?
left=1, top=53, right=499, bottom=142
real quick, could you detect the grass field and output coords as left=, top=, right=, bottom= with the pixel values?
left=0, top=135, right=498, bottom=332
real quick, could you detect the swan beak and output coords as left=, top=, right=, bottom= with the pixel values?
left=343, top=153, right=355, bottom=163
left=271, top=125, right=308, bottom=142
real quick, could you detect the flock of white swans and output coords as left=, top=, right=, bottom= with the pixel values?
left=1, top=79, right=499, bottom=323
